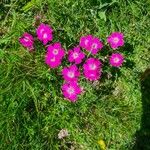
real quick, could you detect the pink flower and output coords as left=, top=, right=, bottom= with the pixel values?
left=45, top=42, right=65, bottom=68
left=83, top=58, right=102, bottom=81
left=68, top=47, right=85, bottom=64
left=107, top=32, right=124, bottom=49
left=62, top=65, right=80, bottom=82
left=83, top=58, right=102, bottom=71
left=109, top=53, right=124, bottom=67
left=61, top=82, right=81, bottom=102
left=84, top=70, right=101, bottom=81
left=19, top=32, right=34, bottom=51
left=80, top=35, right=93, bottom=50
left=89, top=37, right=103, bottom=54
left=36, top=23, right=53, bottom=45
left=45, top=54, right=61, bottom=68
left=79, top=35, right=103, bottom=55
left=47, top=42, right=65, bottom=59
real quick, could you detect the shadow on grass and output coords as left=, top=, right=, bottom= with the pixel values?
left=133, top=68, right=150, bottom=150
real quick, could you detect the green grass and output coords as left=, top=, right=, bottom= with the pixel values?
left=0, top=0, right=150, bottom=149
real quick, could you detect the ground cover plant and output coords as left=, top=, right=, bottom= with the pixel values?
left=0, top=0, right=150, bottom=149
left=19, top=22, right=125, bottom=102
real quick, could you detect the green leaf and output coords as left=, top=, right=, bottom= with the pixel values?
left=98, top=11, right=106, bottom=22
left=22, top=0, right=36, bottom=12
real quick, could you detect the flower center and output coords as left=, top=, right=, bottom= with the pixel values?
left=53, top=49, right=58, bottom=55
left=85, top=39, right=89, bottom=45
left=113, top=37, right=119, bottom=43
left=92, top=43, right=97, bottom=49
left=24, top=36, right=30, bottom=42
left=68, top=71, right=75, bottom=78
left=67, top=87, right=75, bottom=94
left=24, top=38, right=29, bottom=42
left=113, top=57, right=119, bottom=63
left=43, top=33, right=47, bottom=39
left=73, top=52, right=79, bottom=59
left=89, top=64, right=96, bottom=70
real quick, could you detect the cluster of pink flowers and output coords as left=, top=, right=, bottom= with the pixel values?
left=61, top=65, right=81, bottom=102
left=80, top=35, right=103, bottom=55
left=19, top=22, right=125, bottom=102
